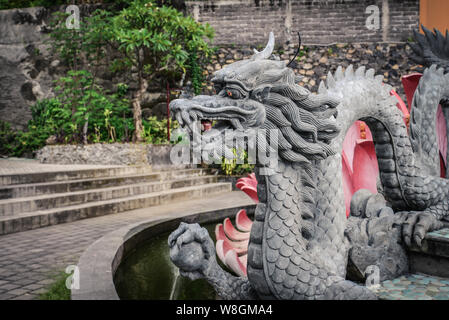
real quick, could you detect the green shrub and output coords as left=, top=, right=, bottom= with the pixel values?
left=220, top=148, right=254, bottom=176
left=53, top=70, right=133, bottom=144
left=0, top=121, right=19, bottom=156
left=13, top=98, right=63, bottom=156
left=142, top=116, right=179, bottom=144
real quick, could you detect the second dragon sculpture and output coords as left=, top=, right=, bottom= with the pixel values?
left=168, top=31, right=449, bottom=300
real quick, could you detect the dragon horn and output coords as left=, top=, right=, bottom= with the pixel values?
left=287, top=32, right=302, bottom=68
left=252, top=31, right=275, bottom=60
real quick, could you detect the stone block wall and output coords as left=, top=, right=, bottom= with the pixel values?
left=186, top=0, right=419, bottom=45
left=0, top=1, right=420, bottom=131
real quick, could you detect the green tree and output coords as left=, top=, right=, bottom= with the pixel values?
left=48, top=9, right=112, bottom=143
left=103, top=0, right=214, bottom=142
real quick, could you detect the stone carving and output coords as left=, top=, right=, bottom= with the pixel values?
left=410, top=26, right=449, bottom=74
left=168, top=32, right=449, bottom=300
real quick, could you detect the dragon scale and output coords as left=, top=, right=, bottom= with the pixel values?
left=168, top=32, right=449, bottom=300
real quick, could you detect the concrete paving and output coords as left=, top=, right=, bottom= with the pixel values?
left=0, top=190, right=253, bottom=300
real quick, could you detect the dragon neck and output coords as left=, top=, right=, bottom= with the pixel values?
left=246, top=159, right=339, bottom=299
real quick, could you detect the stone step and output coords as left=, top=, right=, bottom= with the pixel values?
left=0, top=166, right=157, bottom=186
left=0, top=182, right=232, bottom=235
left=370, top=228, right=449, bottom=300
left=0, top=175, right=219, bottom=216
left=0, top=168, right=210, bottom=199
left=408, top=228, right=449, bottom=278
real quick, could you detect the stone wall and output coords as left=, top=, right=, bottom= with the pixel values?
left=186, top=0, right=419, bottom=45
left=36, top=143, right=189, bottom=168
left=0, top=5, right=171, bottom=131
left=202, top=41, right=423, bottom=102
left=0, top=2, right=420, bottom=131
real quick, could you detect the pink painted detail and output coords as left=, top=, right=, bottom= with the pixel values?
left=223, top=247, right=247, bottom=277
left=223, top=217, right=250, bottom=241
left=352, top=140, right=379, bottom=194
left=215, top=224, right=248, bottom=251
left=402, top=73, right=447, bottom=172
left=235, top=173, right=259, bottom=203
left=235, top=209, right=253, bottom=232
left=402, top=73, right=422, bottom=112
left=215, top=211, right=251, bottom=276
left=341, top=90, right=409, bottom=216
left=437, top=105, right=447, bottom=167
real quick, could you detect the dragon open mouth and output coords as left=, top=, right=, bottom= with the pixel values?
left=170, top=96, right=266, bottom=137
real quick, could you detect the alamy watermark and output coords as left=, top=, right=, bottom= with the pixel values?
left=65, top=265, right=80, bottom=290
left=365, top=265, right=380, bottom=289
left=65, top=5, right=80, bottom=30
left=169, top=125, right=279, bottom=176
left=365, top=5, right=380, bottom=30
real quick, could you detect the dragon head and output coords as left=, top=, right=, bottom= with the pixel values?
left=170, top=32, right=341, bottom=165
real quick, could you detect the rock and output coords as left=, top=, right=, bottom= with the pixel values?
left=303, top=63, right=313, bottom=70
left=50, top=60, right=60, bottom=68
left=306, top=70, right=314, bottom=76
left=20, top=81, right=36, bottom=101
left=319, top=56, right=328, bottom=64
left=45, top=135, right=57, bottom=145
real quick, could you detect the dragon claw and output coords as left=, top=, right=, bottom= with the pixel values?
left=401, top=211, right=443, bottom=247
left=168, top=223, right=217, bottom=280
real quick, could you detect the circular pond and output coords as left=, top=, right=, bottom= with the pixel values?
left=114, top=223, right=218, bottom=300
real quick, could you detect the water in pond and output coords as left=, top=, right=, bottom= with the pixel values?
left=114, top=223, right=220, bottom=300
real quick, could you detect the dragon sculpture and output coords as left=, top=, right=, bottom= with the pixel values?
left=168, top=30, right=449, bottom=300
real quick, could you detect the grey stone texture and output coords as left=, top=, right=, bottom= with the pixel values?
left=36, top=143, right=189, bottom=168
left=372, top=273, right=449, bottom=300
left=186, top=0, right=419, bottom=45
left=168, top=32, right=449, bottom=300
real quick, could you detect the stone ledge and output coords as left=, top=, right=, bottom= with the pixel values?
left=36, top=143, right=188, bottom=168
left=72, top=202, right=256, bottom=300
left=409, top=228, right=449, bottom=278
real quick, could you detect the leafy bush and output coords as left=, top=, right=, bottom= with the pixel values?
left=0, top=121, right=19, bottom=156
left=53, top=70, right=133, bottom=144
left=220, top=148, right=255, bottom=176
left=142, top=116, right=180, bottom=144
left=13, top=99, right=64, bottom=156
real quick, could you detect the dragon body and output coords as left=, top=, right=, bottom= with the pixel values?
left=168, top=31, right=449, bottom=300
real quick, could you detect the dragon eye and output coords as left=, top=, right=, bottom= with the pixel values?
left=225, top=88, right=242, bottom=99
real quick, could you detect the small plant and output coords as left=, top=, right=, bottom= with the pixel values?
left=142, top=116, right=180, bottom=144
left=220, top=148, right=255, bottom=176
left=0, top=121, right=18, bottom=157
left=39, top=271, right=71, bottom=300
